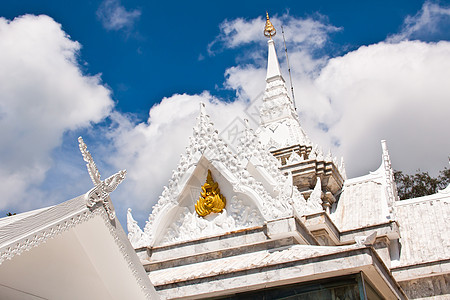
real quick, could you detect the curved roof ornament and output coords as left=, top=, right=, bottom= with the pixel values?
left=264, top=12, right=276, bottom=39
left=78, top=136, right=126, bottom=220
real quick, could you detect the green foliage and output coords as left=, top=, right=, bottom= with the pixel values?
left=394, top=167, right=450, bottom=200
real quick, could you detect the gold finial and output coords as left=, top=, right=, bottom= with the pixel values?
left=195, top=170, right=226, bottom=217
left=264, top=11, right=276, bottom=39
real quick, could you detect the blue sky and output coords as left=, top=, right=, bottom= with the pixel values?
left=0, top=0, right=449, bottom=228
left=0, top=0, right=436, bottom=117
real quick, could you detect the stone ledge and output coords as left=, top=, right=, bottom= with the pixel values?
left=391, top=259, right=450, bottom=281
left=153, top=247, right=406, bottom=300
left=143, top=237, right=296, bottom=272
left=266, top=216, right=319, bottom=245
left=139, top=226, right=266, bottom=262
left=340, top=221, right=400, bottom=244
left=302, top=212, right=340, bottom=245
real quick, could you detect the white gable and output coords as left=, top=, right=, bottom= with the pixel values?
left=128, top=103, right=306, bottom=248
left=331, top=140, right=397, bottom=230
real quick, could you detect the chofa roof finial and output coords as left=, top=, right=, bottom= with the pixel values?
left=264, top=12, right=276, bottom=39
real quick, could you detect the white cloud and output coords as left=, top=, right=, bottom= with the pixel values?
left=278, top=14, right=341, bottom=49
left=96, top=0, right=141, bottom=31
left=208, top=16, right=265, bottom=53
left=316, top=40, right=450, bottom=175
left=106, top=93, right=249, bottom=222
left=0, top=15, right=113, bottom=211
left=388, top=1, right=450, bottom=42
left=224, top=65, right=266, bottom=102
left=208, top=13, right=340, bottom=55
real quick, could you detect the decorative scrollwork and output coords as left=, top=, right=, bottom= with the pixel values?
left=85, top=170, right=126, bottom=220
left=78, top=136, right=102, bottom=185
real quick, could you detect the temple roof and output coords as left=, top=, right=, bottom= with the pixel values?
left=0, top=137, right=158, bottom=300
left=394, top=190, right=450, bottom=268
left=0, top=193, right=158, bottom=299
left=331, top=141, right=396, bottom=231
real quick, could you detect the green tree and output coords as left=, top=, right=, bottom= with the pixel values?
left=394, top=167, right=449, bottom=200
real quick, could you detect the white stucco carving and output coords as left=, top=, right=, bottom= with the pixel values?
left=127, top=209, right=149, bottom=248
left=307, top=177, right=324, bottom=213
left=135, top=103, right=296, bottom=247
left=85, top=170, right=126, bottom=220
left=381, top=140, right=398, bottom=217
left=325, top=149, right=333, bottom=162
left=160, top=196, right=264, bottom=246
left=237, top=119, right=308, bottom=216
left=354, top=231, right=377, bottom=246
left=339, top=157, right=347, bottom=180
left=287, top=150, right=302, bottom=164
left=79, top=136, right=126, bottom=220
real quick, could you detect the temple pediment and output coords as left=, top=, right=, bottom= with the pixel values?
left=145, top=156, right=269, bottom=247
left=128, top=103, right=308, bottom=248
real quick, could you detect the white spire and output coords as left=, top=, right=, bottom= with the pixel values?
left=259, top=37, right=298, bottom=126
left=266, top=39, right=284, bottom=82
left=257, top=14, right=310, bottom=148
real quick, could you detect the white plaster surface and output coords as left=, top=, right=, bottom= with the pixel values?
left=152, top=246, right=405, bottom=300
left=332, top=143, right=395, bottom=231
left=266, top=39, right=282, bottom=81
left=149, top=244, right=360, bottom=286
left=333, top=179, right=389, bottom=231
left=394, top=194, right=450, bottom=268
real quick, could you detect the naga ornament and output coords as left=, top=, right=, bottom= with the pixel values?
left=195, top=170, right=226, bottom=217
left=79, top=136, right=126, bottom=220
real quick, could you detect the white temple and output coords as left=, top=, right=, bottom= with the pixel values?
left=1, top=13, right=449, bottom=300
left=126, top=14, right=450, bottom=299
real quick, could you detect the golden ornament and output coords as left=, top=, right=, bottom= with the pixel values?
left=195, top=170, right=226, bottom=217
left=264, top=12, right=276, bottom=39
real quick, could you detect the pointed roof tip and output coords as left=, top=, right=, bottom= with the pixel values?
left=196, top=101, right=213, bottom=131
left=199, top=102, right=207, bottom=114
left=381, top=140, right=391, bottom=158
left=264, top=12, right=282, bottom=81
left=381, top=139, right=388, bottom=152
left=266, top=37, right=283, bottom=81
left=264, top=12, right=276, bottom=39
